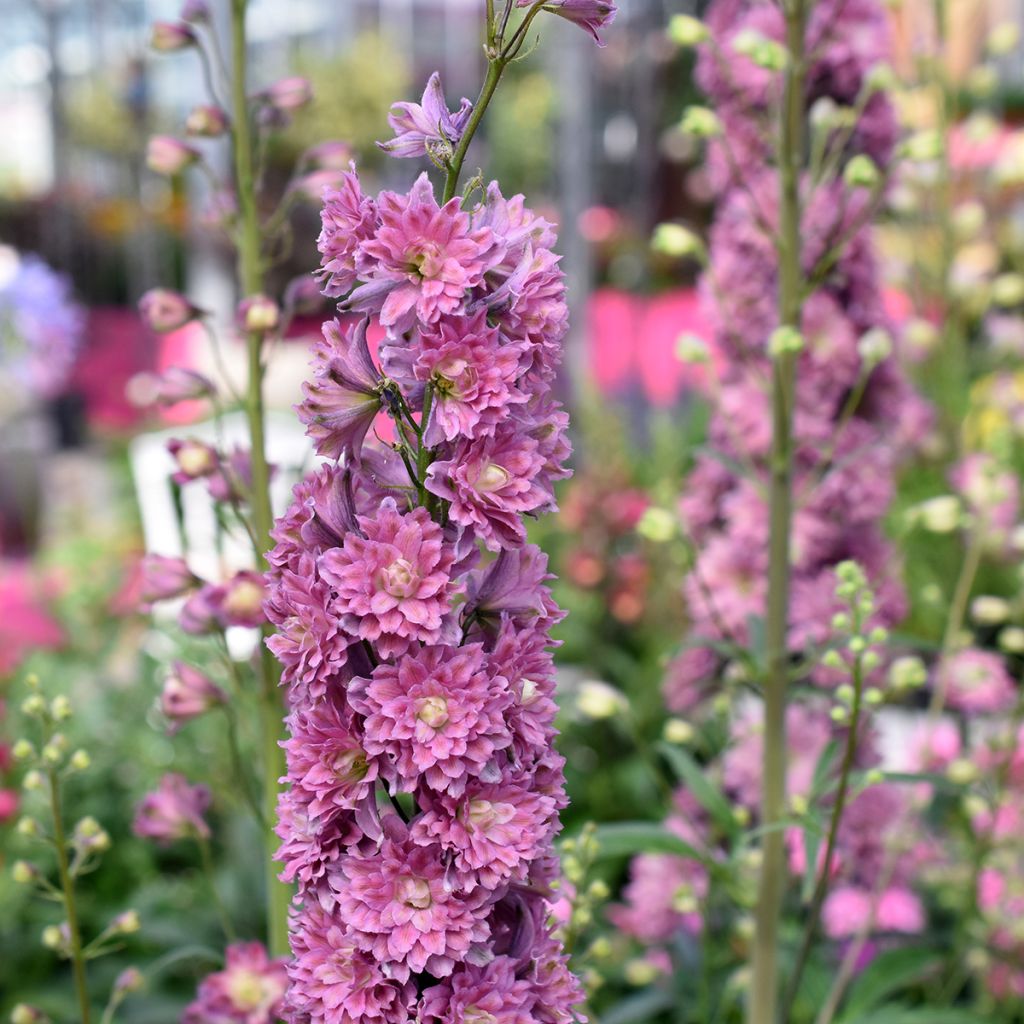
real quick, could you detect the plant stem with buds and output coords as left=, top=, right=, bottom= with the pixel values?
left=229, top=0, right=290, bottom=959
left=750, top=4, right=807, bottom=1022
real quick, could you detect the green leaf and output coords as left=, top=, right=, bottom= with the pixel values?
left=839, top=947, right=944, bottom=1021
left=657, top=742, right=738, bottom=837
left=843, top=1006, right=986, bottom=1024
left=591, top=822, right=707, bottom=862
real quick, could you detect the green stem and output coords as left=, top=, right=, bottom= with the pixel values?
left=749, top=5, right=806, bottom=1024
left=442, top=59, right=506, bottom=204
left=780, top=656, right=865, bottom=1018
left=49, top=769, right=92, bottom=1024
left=197, top=835, right=237, bottom=942
left=229, top=0, right=291, bottom=958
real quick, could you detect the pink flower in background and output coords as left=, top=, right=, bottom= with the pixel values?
left=935, top=648, right=1017, bottom=715
left=138, top=553, right=195, bottom=606
left=160, top=661, right=225, bottom=732
left=133, top=773, right=211, bottom=844
left=183, top=942, right=288, bottom=1024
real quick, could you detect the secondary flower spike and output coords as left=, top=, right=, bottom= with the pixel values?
left=267, top=49, right=602, bottom=1024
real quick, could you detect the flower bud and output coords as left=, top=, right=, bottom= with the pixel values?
left=41, top=924, right=66, bottom=951
left=952, top=201, right=986, bottom=241
left=857, top=327, right=892, bottom=368
left=998, top=626, right=1024, bottom=653
left=675, top=332, right=710, bottom=364
left=966, top=64, right=998, bottom=99
left=150, top=21, right=195, bottom=52
left=185, top=104, right=229, bottom=138
left=138, top=288, right=202, bottom=334
left=864, top=687, right=883, bottom=705
left=904, top=318, right=939, bottom=355
left=667, top=14, right=708, bottom=45
left=22, top=770, right=44, bottom=792
left=768, top=325, right=804, bottom=356
left=987, top=22, right=1020, bottom=56
left=11, top=1005, right=50, bottom=1024
left=624, top=958, right=660, bottom=986
left=888, top=656, right=926, bottom=691
left=913, top=495, right=962, bottom=533
left=651, top=223, right=705, bottom=260
left=844, top=154, right=880, bottom=190
left=971, top=595, right=1011, bottom=625
left=992, top=273, right=1024, bottom=307
left=220, top=571, right=268, bottom=628
left=636, top=506, right=677, bottom=542
left=161, top=662, right=226, bottom=732
left=663, top=718, right=694, bottom=744
left=680, top=106, right=721, bottom=138
left=146, top=136, right=200, bottom=177
left=266, top=76, right=313, bottom=112
left=111, top=910, right=141, bottom=935
left=903, top=130, right=943, bottom=162
left=153, top=367, right=216, bottom=404
left=576, top=680, right=628, bottom=719
left=237, top=294, right=280, bottom=333
left=865, top=63, right=896, bottom=93
left=114, top=967, right=145, bottom=995
left=139, top=553, right=195, bottom=605
left=11, top=861, right=37, bottom=884
left=947, top=758, right=979, bottom=785
left=50, top=696, right=72, bottom=721
left=17, top=816, right=40, bottom=838
left=12, top=740, right=34, bottom=761
left=20, top=694, right=46, bottom=718
left=69, top=750, right=91, bottom=772
left=732, top=28, right=787, bottom=69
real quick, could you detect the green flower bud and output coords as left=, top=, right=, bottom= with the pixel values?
left=12, top=740, right=34, bottom=761
left=857, top=327, right=892, bottom=367
left=987, top=22, right=1020, bottom=57
left=22, top=770, right=44, bottom=792
left=676, top=332, right=711, bottom=364
left=844, top=154, right=880, bottom=189
left=20, top=695, right=46, bottom=718
left=651, top=222, right=706, bottom=260
left=732, top=28, right=787, bottom=69
left=636, top=506, right=678, bottom=543
left=768, top=325, right=804, bottom=357
left=69, top=750, right=91, bottom=772
left=993, top=273, right=1024, bottom=307
left=16, top=817, right=40, bottom=838
left=680, top=106, right=721, bottom=138
left=663, top=718, right=695, bottom=744
left=49, top=696, right=72, bottom=721
left=667, top=14, right=708, bottom=46
left=11, top=861, right=36, bottom=884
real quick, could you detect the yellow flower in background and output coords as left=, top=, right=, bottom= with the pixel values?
left=964, top=369, right=1024, bottom=450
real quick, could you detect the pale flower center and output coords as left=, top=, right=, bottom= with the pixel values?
left=381, top=557, right=417, bottom=598
left=520, top=677, right=539, bottom=704
left=224, top=580, right=264, bottom=618
left=226, top=969, right=270, bottom=1011
left=177, top=442, right=215, bottom=477
left=434, top=356, right=472, bottom=398
left=464, top=1009, right=497, bottom=1024
left=416, top=695, right=449, bottom=729
left=333, top=748, right=368, bottom=784
left=466, top=798, right=497, bottom=831
left=396, top=875, right=432, bottom=909
left=476, top=462, right=510, bottom=492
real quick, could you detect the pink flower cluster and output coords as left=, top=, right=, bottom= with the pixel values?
left=267, top=152, right=583, bottom=1020
left=666, top=0, right=931, bottom=710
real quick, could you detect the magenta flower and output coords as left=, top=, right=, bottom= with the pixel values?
left=518, top=0, right=618, bottom=44
left=265, top=553, right=353, bottom=706
left=265, top=76, right=313, bottom=112
left=185, top=104, right=230, bottom=137
left=297, top=317, right=384, bottom=461
left=318, top=169, right=378, bottom=298
left=133, top=773, right=211, bottom=844
left=349, top=643, right=512, bottom=796
left=168, top=438, right=219, bottom=482
left=412, top=310, right=527, bottom=445
left=327, top=816, right=492, bottom=980
left=287, top=901, right=415, bottom=1023
left=146, top=135, right=200, bottom=176
left=318, top=498, right=458, bottom=659
left=151, top=366, right=216, bottom=403
left=935, top=648, right=1017, bottom=715
left=160, top=661, right=225, bottom=732
left=419, top=957, right=537, bottom=1024
left=182, top=942, right=288, bottom=1024
left=426, top=425, right=550, bottom=551
left=350, top=173, right=504, bottom=333
left=378, top=71, right=473, bottom=163
left=283, top=698, right=378, bottom=818
left=218, top=570, right=268, bottom=628
left=411, top=772, right=558, bottom=890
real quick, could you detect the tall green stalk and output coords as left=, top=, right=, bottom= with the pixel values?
left=749, top=3, right=807, bottom=1022
left=49, top=768, right=92, bottom=1024
left=229, top=0, right=290, bottom=959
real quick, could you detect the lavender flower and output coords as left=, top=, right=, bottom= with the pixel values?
left=378, top=72, right=473, bottom=165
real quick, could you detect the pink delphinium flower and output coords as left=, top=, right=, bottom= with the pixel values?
left=934, top=648, right=1017, bottom=715
left=318, top=498, right=458, bottom=659
left=419, top=956, right=537, bottom=1024
left=318, top=168, right=377, bottom=298
left=349, top=643, right=511, bottom=796
left=350, top=173, right=504, bottom=333
left=327, top=816, right=493, bottom=981
left=138, top=553, right=195, bottom=606
left=410, top=310, right=527, bottom=446
left=183, top=942, right=288, bottom=1024
left=517, top=0, right=618, bottom=44
left=133, top=773, right=211, bottom=844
